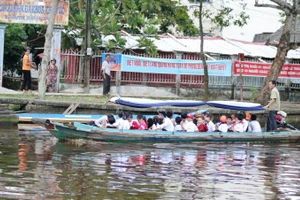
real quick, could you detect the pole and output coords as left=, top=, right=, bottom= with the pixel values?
left=84, top=0, right=92, bottom=93
left=0, top=24, right=7, bottom=88
left=239, top=57, right=243, bottom=101
left=50, top=27, right=63, bottom=92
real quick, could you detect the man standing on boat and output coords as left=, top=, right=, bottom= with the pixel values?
left=264, top=80, right=280, bottom=131
left=102, top=54, right=111, bottom=96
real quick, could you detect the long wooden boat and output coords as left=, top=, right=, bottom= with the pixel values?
left=18, top=111, right=207, bottom=123
left=45, top=121, right=300, bottom=143
left=37, top=98, right=299, bottom=143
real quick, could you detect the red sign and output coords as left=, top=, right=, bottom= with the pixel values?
left=233, top=61, right=300, bottom=78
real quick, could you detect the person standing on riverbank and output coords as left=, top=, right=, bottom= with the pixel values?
left=21, top=49, right=35, bottom=94
left=47, top=58, right=58, bottom=92
left=102, top=54, right=111, bottom=96
left=264, top=80, right=280, bottom=131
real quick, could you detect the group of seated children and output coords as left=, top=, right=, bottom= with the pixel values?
left=214, top=112, right=262, bottom=133
left=92, top=110, right=262, bottom=133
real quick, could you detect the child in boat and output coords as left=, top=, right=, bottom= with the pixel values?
left=107, top=111, right=129, bottom=129
left=232, top=113, right=244, bottom=132
left=137, top=114, right=147, bottom=130
left=174, top=116, right=182, bottom=131
left=94, top=114, right=115, bottom=128
left=180, top=112, right=188, bottom=130
left=125, top=112, right=132, bottom=125
left=181, top=114, right=198, bottom=132
left=156, top=110, right=174, bottom=131
left=243, top=112, right=250, bottom=132
left=226, top=115, right=232, bottom=130
left=248, top=114, right=262, bottom=132
left=147, top=118, right=154, bottom=130
left=204, top=113, right=215, bottom=132
left=216, top=115, right=228, bottom=132
left=231, top=113, right=237, bottom=124
left=166, top=111, right=175, bottom=125
left=150, top=116, right=160, bottom=130
left=197, top=116, right=208, bottom=132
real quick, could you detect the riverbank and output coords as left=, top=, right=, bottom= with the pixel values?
left=1, top=87, right=300, bottom=125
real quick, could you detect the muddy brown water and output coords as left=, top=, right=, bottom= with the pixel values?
left=1, top=129, right=300, bottom=199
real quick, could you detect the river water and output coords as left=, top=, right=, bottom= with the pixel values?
left=1, top=129, right=300, bottom=200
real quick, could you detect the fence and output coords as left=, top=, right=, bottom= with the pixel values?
left=60, top=50, right=300, bottom=90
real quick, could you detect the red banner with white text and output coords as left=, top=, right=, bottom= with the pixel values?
left=233, top=61, right=300, bottom=78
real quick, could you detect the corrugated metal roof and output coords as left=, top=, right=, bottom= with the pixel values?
left=102, top=34, right=300, bottom=59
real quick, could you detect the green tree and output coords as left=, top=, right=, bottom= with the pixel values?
left=3, top=23, right=46, bottom=78
left=3, top=24, right=27, bottom=76
left=255, top=0, right=298, bottom=105
left=193, top=0, right=249, bottom=101
left=38, top=0, right=60, bottom=99
left=64, top=0, right=199, bottom=56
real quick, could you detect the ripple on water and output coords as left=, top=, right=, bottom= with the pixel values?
left=2, top=132, right=300, bottom=199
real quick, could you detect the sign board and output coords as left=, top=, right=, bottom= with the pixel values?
left=233, top=61, right=300, bottom=78
left=118, top=54, right=232, bottom=76
left=101, top=54, right=122, bottom=71
left=0, top=0, right=69, bottom=25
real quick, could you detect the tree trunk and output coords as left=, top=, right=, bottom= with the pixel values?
left=199, top=0, right=209, bottom=101
left=38, top=0, right=60, bottom=100
left=256, top=14, right=293, bottom=105
left=83, top=0, right=92, bottom=93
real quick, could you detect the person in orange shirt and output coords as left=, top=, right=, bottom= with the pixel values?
left=22, top=49, right=35, bottom=94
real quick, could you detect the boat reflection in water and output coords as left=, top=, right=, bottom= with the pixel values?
left=1, top=132, right=300, bottom=199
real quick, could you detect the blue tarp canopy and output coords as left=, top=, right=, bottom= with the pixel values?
left=110, top=97, right=265, bottom=111
left=207, top=101, right=265, bottom=111
left=110, top=97, right=207, bottom=108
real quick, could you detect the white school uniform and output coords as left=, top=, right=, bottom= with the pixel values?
left=207, top=121, right=215, bottom=132
left=218, top=123, right=228, bottom=132
left=112, top=118, right=129, bottom=129
left=174, top=124, right=182, bottom=131
left=158, top=118, right=174, bottom=131
left=242, top=119, right=249, bottom=132
left=234, top=122, right=244, bottom=132
left=185, top=121, right=198, bottom=132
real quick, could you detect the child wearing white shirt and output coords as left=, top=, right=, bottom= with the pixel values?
left=204, top=113, right=215, bottom=132
left=233, top=113, right=245, bottom=133
left=174, top=116, right=182, bottom=131
left=181, top=114, right=198, bottom=132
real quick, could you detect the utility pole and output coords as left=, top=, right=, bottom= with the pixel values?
left=84, top=0, right=92, bottom=93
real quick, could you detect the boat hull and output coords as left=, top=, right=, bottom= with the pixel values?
left=47, top=122, right=300, bottom=143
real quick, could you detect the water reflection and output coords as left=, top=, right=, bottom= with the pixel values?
left=1, top=129, right=300, bottom=199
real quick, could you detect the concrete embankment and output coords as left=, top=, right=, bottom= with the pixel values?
left=0, top=87, right=299, bottom=127
left=1, top=96, right=300, bottom=126
left=0, top=104, right=19, bottom=126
